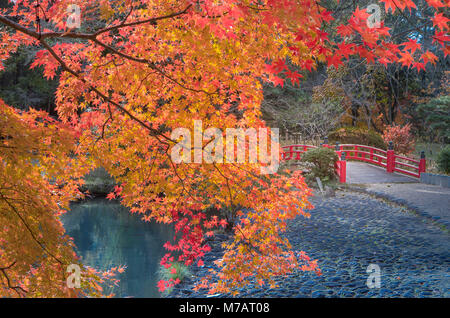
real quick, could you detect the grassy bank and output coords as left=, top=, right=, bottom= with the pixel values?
left=413, top=142, right=449, bottom=175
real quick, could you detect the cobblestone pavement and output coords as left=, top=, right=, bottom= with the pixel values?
left=364, top=183, right=450, bottom=229
left=170, top=191, right=450, bottom=298
left=346, top=161, right=449, bottom=230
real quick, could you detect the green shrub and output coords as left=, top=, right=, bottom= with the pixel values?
left=157, top=261, right=191, bottom=294
left=436, top=145, right=450, bottom=174
left=329, top=127, right=386, bottom=149
left=301, top=147, right=339, bottom=183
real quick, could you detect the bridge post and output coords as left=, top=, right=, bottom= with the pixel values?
left=386, top=141, right=395, bottom=173
left=335, top=142, right=341, bottom=157
left=335, top=142, right=340, bottom=150
left=339, top=152, right=346, bottom=183
left=419, top=151, right=426, bottom=175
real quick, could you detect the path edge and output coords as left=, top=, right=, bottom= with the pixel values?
left=340, top=184, right=450, bottom=232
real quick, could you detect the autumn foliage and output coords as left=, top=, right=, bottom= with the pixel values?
left=0, top=102, right=123, bottom=297
left=382, top=123, right=416, bottom=155
left=0, top=0, right=448, bottom=297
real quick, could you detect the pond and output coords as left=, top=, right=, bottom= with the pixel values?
left=62, top=198, right=174, bottom=298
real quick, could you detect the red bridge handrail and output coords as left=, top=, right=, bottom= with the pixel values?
left=338, top=144, right=387, bottom=155
left=281, top=142, right=426, bottom=182
left=281, top=145, right=317, bottom=161
left=281, top=144, right=346, bottom=182
left=394, top=154, right=420, bottom=165
left=336, top=144, right=388, bottom=169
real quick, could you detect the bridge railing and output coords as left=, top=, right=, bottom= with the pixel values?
left=392, top=151, right=426, bottom=178
left=281, top=143, right=347, bottom=183
left=281, top=144, right=317, bottom=161
left=281, top=139, right=426, bottom=182
left=336, top=144, right=388, bottom=168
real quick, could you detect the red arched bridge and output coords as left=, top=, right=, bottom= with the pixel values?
left=282, top=141, right=426, bottom=184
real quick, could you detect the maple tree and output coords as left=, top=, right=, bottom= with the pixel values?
left=0, top=0, right=448, bottom=296
left=0, top=102, right=123, bottom=297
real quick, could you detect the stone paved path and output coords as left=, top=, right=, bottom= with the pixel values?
left=345, top=161, right=450, bottom=229
left=365, top=183, right=450, bottom=229
left=170, top=191, right=450, bottom=298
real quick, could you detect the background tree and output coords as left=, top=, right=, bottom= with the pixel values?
left=0, top=46, right=59, bottom=113
left=312, top=0, right=449, bottom=132
left=415, top=94, right=450, bottom=143
left=261, top=66, right=346, bottom=140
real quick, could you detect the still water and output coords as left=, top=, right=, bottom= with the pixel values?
left=62, top=198, right=174, bottom=298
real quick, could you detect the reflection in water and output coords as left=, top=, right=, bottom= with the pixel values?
left=62, top=198, right=174, bottom=298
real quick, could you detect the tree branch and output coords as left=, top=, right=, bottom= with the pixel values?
left=0, top=194, right=64, bottom=265
left=0, top=261, right=28, bottom=297
left=94, top=4, right=193, bottom=37
left=38, top=39, right=174, bottom=144
left=0, top=4, right=192, bottom=40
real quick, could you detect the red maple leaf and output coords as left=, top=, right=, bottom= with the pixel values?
left=301, top=59, right=315, bottom=72
left=432, top=13, right=450, bottom=31
left=413, top=62, right=426, bottom=72
left=380, top=0, right=398, bottom=12
left=378, top=57, right=391, bottom=67
left=398, top=51, right=414, bottom=68
left=219, top=219, right=228, bottom=228
left=106, top=192, right=116, bottom=200
left=402, top=39, right=421, bottom=53
left=432, top=31, right=450, bottom=46
left=271, top=59, right=287, bottom=73
left=285, top=69, right=303, bottom=86
left=327, top=53, right=343, bottom=69
left=376, top=23, right=391, bottom=37
left=404, top=0, right=417, bottom=11
left=271, top=75, right=284, bottom=87
left=321, top=10, right=335, bottom=23
left=337, top=42, right=355, bottom=59
left=357, top=47, right=376, bottom=64
left=337, top=24, right=354, bottom=37
left=421, top=51, right=438, bottom=65
left=444, top=45, right=450, bottom=58
left=426, top=0, right=445, bottom=9
left=316, top=30, right=329, bottom=42
left=352, top=6, right=370, bottom=23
